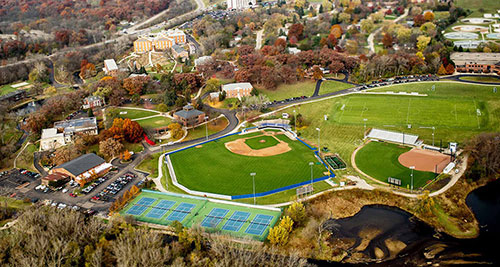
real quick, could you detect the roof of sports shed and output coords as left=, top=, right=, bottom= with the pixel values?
left=367, top=128, right=419, bottom=146
left=55, top=153, right=105, bottom=177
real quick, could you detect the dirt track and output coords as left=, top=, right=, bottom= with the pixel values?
left=224, top=133, right=291, bottom=157
left=398, top=149, right=451, bottom=173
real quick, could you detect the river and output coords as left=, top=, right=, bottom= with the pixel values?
left=321, top=179, right=500, bottom=265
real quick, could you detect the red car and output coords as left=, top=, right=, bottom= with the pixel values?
left=69, top=193, right=77, bottom=198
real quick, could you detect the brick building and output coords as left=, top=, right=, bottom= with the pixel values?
left=50, top=153, right=112, bottom=186
left=173, top=104, right=206, bottom=127
left=133, top=29, right=186, bottom=53
left=451, top=52, right=500, bottom=74
left=221, top=82, right=253, bottom=99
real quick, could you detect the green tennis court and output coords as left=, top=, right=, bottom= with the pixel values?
left=120, top=190, right=282, bottom=241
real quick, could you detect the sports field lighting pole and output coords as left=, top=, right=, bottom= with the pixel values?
left=316, top=128, right=321, bottom=154
left=309, top=162, right=314, bottom=193
left=293, top=109, right=297, bottom=133
left=205, top=116, right=209, bottom=141
left=410, top=166, right=415, bottom=193
left=250, top=172, right=256, bottom=205
left=432, top=127, right=435, bottom=146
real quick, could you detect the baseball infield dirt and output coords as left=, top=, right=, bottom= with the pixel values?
left=224, top=134, right=291, bottom=157
left=398, top=148, right=451, bottom=173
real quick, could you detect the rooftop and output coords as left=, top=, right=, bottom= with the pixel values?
left=451, top=52, right=500, bottom=65
left=172, top=44, right=186, bottom=54
left=41, top=128, right=64, bottom=139
left=55, top=153, right=106, bottom=177
left=104, top=59, right=118, bottom=71
left=222, top=82, right=253, bottom=92
left=174, top=105, right=204, bottom=119
left=53, top=117, right=97, bottom=133
left=367, top=128, right=419, bottom=146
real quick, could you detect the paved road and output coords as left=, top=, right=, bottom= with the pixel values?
left=443, top=74, right=500, bottom=85
left=313, top=72, right=358, bottom=97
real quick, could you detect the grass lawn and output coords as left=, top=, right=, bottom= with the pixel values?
left=355, top=141, right=437, bottom=189
left=0, top=84, right=17, bottom=96
left=124, top=142, right=144, bottom=153
left=259, top=80, right=316, bottom=101
left=454, top=0, right=500, bottom=14
left=458, top=76, right=500, bottom=83
left=136, top=116, right=171, bottom=129
left=185, top=117, right=229, bottom=141
left=170, top=130, right=328, bottom=196
left=244, top=135, right=280, bottom=150
left=278, top=81, right=500, bottom=170
left=319, top=80, right=354, bottom=95
left=136, top=152, right=162, bottom=177
left=116, top=108, right=159, bottom=120
left=0, top=196, right=31, bottom=209
left=16, top=143, right=38, bottom=173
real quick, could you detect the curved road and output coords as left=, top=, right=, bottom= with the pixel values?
left=443, top=74, right=500, bottom=85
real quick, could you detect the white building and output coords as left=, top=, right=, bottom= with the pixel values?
left=40, top=128, right=66, bottom=151
left=227, top=0, right=256, bottom=10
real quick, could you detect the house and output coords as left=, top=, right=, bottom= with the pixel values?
left=173, top=104, right=206, bottom=127
left=194, top=56, right=213, bottom=67
left=50, top=153, right=112, bottom=186
left=221, top=82, right=253, bottom=98
left=133, top=29, right=186, bottom=53
left=227, top=0, right=256, bottom=9
left=451, top=52, right=500, bottom=74
left=40, top=128, right=66, bottom=151
left=40, top=117, right=98, bottom=151
left=172, top=45, right=189, bottom=60
left=82, top=95, right=103, bottom=109
left=288, top=47, right=301, bottom=54
left=103, top=59, right=119, bottom=76
left=0, top=90, right=27, bottom=104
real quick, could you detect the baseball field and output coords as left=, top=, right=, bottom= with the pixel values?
left=355, top=141, right=438, bottom=189
left=169, top=129, right=328, bottom=196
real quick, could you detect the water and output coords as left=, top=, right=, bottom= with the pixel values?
left=323, top=179, right=500, bottom=265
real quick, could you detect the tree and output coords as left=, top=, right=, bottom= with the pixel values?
left=168, top=123, right=184, bottom=139
left=420, top=22, right=436, bottom=36
left=346, top=40, right=359, bottom=54
left=414, top=14, right=425, bottom=27
left=396, top=27, right=411, bottom=44
left=123, top=76, right=150, bottom=95
left=382, top=33, right=393, bottom=48
left=417, top=35, right=431, bottom=51
left=286, top=202, right=306, bottom=225
left=417, top=191, right=435, bottom=216
left=330, top=24, right=343, bottom=39
left=268, top=216, right=294, bottom=246
left=423, top=11, right=435, bottom=22
left=338, top=12, right=351, bottom=23
left=44, top=86, right=57, bottom=95
left=360, top=19, right=374, bottom=33
left=120, top=150, right=132, bottom=161
left=288, top=23, right=304, bottom=41
left=52, top=145, right=81, bottom=165
left=205, top=78, right=221, bottom=92
left=445, top=64, right=455, bottom=75
left=157, top=103, right=168, bottom=112
left=122, top=119, right=144, bottom=143
left=437, top=64, right=447, bottom=75
left=99, top=138, right=123, bottom=159
left=312, top=65, right=323, bottom=80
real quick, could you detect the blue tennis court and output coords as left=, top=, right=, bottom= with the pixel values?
left=201, top=208, right=229, bottom=228
left=245, top=214, right=274, bottom=236
left=222, top=211, right=251, bottom=232
left=145, top=200, right=175, bottom=219
left=166, top=203, right=195, bottom=222
left=126, top=205, right=148, bottom=216
left=136, top=197, right=156, bottom=206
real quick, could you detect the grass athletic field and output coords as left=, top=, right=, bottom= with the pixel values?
left=169, top=130, right=327, bottom=196
left=355, top=142, right=437, bottom=188
left=280, top=82, right=500, bottom=167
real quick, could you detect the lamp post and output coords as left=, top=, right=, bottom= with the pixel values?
left=432, top=126, right=435, bottom=146
left=250, top=172, right=256, bottom=205
left=410, top=166, right=415, bottom=193
left=205, top=116, right=209, bottom=141
left=293, top=109, right=297, bottom=133
left=309, top=162, right=314, bottom=193
left=316, top=127, right=321, bottom=154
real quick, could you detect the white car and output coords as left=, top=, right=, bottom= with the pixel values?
left=57, top=203, right=67, bottom=209
left=62, top=189, right=68, bottom=193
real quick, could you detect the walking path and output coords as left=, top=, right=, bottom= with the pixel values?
left=255, top=29, right=264, bottom=50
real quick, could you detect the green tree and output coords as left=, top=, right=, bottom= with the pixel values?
left=360, top=19, right=374, bottom=33
left=287, top=202, right=307, bottom=225
left=205, top=78, right=221, bottom=92
left=417, top=35, right=431, bottom=51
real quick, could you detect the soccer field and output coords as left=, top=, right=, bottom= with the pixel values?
left=169, top=130, right=328, bottom=196
left=355, top=142, right=437, bottom=189
left=332, top=94, right=483, bottom=130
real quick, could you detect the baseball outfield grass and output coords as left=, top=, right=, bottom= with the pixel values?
left=244, top=135, right=280, bottom=150
left=170, top=130, right=328, bottom=196
left=355, top=141, right=437, bottom=189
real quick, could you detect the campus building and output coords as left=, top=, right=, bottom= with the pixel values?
left=40, top=117, right=98, bottom=151
left=50, top=153, right=112, bottom=186
left=133, top=29, right=186, bottom=53
left=451, top=52, right=500, bottom=74
left=222, top=82, right=253, bottom=98
left=103, top=59, right=119, bottom=76
left=226, top=0, right=256, bottom=9
left=0, top=90, right=27, bottom=104
left=172, top=45, right=189, bottom=60
left=82, top=95, right=103, bottom=109
left=173, top=104, right=206, bottom=127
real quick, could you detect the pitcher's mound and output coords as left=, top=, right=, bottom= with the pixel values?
left=398, top=149, right=451, bottom=173
left=259, top=140, right=266, bottom=143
